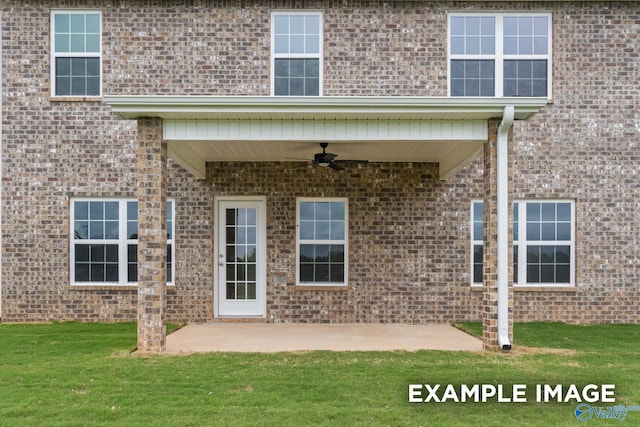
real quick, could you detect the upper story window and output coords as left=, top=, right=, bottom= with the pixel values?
left=51, top=11, right=102, bottom=97
left=296, top=198, right=348, bottom=286
left=271, top=12, right=322, bottom=96
left=471, top=200, right=574, bottom=287
left=449, top=13, right=552, bottom=98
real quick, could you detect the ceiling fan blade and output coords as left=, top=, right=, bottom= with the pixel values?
left=315, top=152, right=337, bottom=163
left=329, top=162, right=345, bottom=171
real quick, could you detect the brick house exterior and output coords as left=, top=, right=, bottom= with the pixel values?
left=1, top=1, right=638, bottom=352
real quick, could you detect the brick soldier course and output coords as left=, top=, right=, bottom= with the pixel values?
left=1, top=1, right=639, bottom=352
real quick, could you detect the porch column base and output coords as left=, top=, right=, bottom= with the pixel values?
left=136, top=117, right=168, bottom=354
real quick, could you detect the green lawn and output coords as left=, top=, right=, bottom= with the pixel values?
left=0, top=322, right=638, bottom=426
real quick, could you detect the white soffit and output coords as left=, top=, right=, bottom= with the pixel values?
left=104, top=96, right=547, bottom=180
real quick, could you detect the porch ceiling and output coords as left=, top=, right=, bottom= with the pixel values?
left=104, top=96, right=547, bottom=180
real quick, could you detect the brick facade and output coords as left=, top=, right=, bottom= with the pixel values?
left=1, top=1, right=639, bottom=327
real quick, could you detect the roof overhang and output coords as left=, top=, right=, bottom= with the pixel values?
left=104, top=96, right=547, bottom=179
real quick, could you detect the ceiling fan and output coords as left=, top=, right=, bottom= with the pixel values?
left=307, top=143, right=368, bottom=171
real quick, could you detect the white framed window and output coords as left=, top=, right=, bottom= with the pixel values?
left=51, top=10, right=102, bottom=97
left=471, top=201, right=484, bottom=285
left=271, top=11, right=322, bottom=96
left=449, top=13, right=552, bottom=98
left=471, top=200, right=574, bottom=286
left=71, top=199, right=174, bottom=285
left=296, top=198, right=348, bottom=286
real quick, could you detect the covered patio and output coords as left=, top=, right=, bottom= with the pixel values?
left=104, top=96, right=547, bottom=353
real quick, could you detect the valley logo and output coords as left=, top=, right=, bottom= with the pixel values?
left=575, top=403, right=640, bottom=422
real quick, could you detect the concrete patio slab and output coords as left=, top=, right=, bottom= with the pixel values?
left=165, top=323, right=483, bottom=354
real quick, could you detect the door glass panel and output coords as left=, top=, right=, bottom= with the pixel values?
left=224, top=208, right=258, bottom=301
left=247, top=283, right=257, bottom=299
left=246, top=245, right=256, bottom=262
left=226, top=283, right=236, bottom=300
left=247, top=264, right=256, bottom=282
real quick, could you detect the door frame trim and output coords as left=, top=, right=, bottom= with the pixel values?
left=213, top=196, right=267, bottom=318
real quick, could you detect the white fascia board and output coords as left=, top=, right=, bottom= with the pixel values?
left=104, top=96, right=547, bottom=121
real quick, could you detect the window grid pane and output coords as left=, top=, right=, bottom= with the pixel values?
left=451, top=60, right=494, bottom=97
left=274, top=14, right=320, bottom=55
left=472, top=201, right=484, bottom=241
left=504, top=60, right=547, bottom=97
left=74, top=200, right=119, bottom=241
left=55, top=57, right=100, bottom=96
left=471, top=201, right=484, bottom=284
left=300, top=244, right=345, bottom=283
left=449, top=16, right=495, bottom=55
left=503, top=16, right=548, bottom=55
left=274, top=59, right=319, bottom=96
left=473, top=244, right=483, bottom=284
left=525, top=202, right=572, bottom=242
left=526, top=245, right=571, bottom=284
left=75, top=244, right=119, bottom=282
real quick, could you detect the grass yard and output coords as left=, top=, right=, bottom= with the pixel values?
left=0, top=322, right=639, bottom=426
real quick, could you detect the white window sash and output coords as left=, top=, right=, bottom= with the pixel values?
left=514, top=200, right=575, bottom=287
left=448, top=12, right=552, bottom=99
left=471, top=200, right=574, bottom=287
left=270, top=11, right=323, bottom=96
left=50, top=10, right=102, bottom=97
left=296, top=197, right=348, bottom=286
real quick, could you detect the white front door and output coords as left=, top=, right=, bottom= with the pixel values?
left=215, top=197, right=266, bottom=317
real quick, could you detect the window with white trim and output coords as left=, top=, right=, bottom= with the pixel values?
left=471, top=200, right=574, bottom=286
left=51, top=10, right=102, bottom=97
left=449, top=13, right=551, bottom=98
left=471, top=201, right=484, bottom=284
left=296, top=198, right=347, bottom=286
left=71, top=199, right=174, bottom=285
left=271, top=12, right=322, bottom=96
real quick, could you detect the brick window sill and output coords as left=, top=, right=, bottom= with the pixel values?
left=470, top=285, right=577, bottom=293
left=514, top=286, right=578, bottom=293
left=293, top=286, right=349, bottom=291
left=50, top=96, right=103, bottom=103
left=69, top=285, right=177, bottom=293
